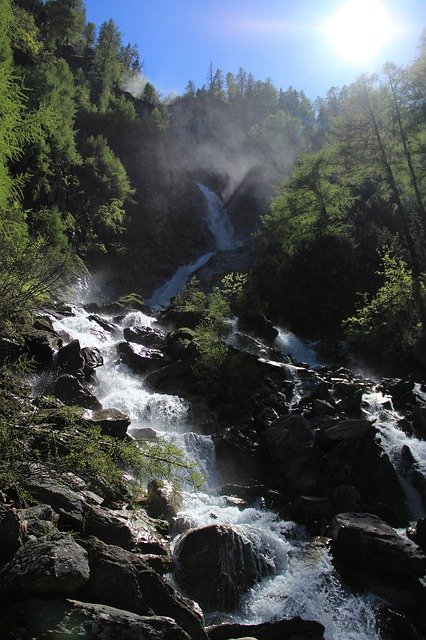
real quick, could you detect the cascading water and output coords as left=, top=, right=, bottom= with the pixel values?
left=274, top=327, right=320, bottom=368
left=148, top=184, right=236, bottom=309
left=363, top=390, right=426, bottom=519
left=196, top=183, right=237, bottom=251
left=48, top=305, right=387, bottom=640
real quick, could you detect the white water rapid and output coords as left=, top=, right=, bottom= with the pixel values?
left=48, top=305, right=386, bottom=640
left=148, top=184, right=236, bottom=309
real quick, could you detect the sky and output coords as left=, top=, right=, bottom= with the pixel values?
left=84, top=0, right=425, bottom=100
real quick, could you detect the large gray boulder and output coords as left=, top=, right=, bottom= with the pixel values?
left=82, top=408, right=131, bottom=438
left=0, top=599, right=191, bottom=640
left=173, top=524, right=275, bottom=612
left=52, top=374, right=102, bottom=410
left=117, top=341, right=167, bottom=373
left=317, top=437, right=410, bottom=525
left=265, top=415, right=315, bottom=491
left=75, top=537, right=207, bottom=640
left=0, top=508, right=23, bottom=563
left=207, top=617, right=325, bottom=640
left=124, top=325, right=165, bottom=348
left=0, top=532, right=89, bottom=598
left=329, top=513, right=426, bottom=610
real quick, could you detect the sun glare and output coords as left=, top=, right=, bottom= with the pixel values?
left=325, top=0, right=396, bottom=62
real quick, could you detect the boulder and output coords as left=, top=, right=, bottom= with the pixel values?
left=124, top=325, right=166, bottom=348
left=409, top=407, right=426, bottom=440
left=75, top=537, right=207, bottom=640
left=52, top=374, right=102, bottom=410
left=88, top=314, right=118, bottom=332
left=329, top=513, right=426, bottom=609
left=0, top=336, right=24, bottom=366
left=0, top=599, right=191, bottom=640
left=329, top=513, right=426, bottom=579
left=173, top=524, right=275, bottom=611
left=82, top=345, right=104, bottom=369
left=207, top=617, right=325, bottom=640
left=17, top=504, right=58, bottom=540
left=145, top=357, right=196, bottom=395
left=212, top=427, right=260, bottom=483
left=0, top=508, right=23, bottom=563
left=57, top=339, right=85, bottom=373
left=291, top=495, right=332, bottom=528
left=23, top=329, right=61, bottom=364
left=83, top=505, right=169, bottom=554
left=161, top=308, right=203, bottom=329
left=317, top=437, right=410, bottom=525
left=147, top=480, right=181, bottom=524
left=0, top=532, right=89, bottom=598
left=324, top=419, right=373, bottom=441
left=237, top=311, right=278, bottom=343
left=82, top=408, right=131, bottom=439
left=163, top=328, right=197, bottom=360
left=265, top=415, right=315, bottom=491
left=117, top=341, right=166, bottom=373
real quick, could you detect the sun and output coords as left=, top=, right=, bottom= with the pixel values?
left=325, top=0, right=396, bottom=62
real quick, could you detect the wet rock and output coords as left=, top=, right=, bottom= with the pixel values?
left=380, top=378, right=415, bottom=409
left=75, top=536, right=207, bottom=640
left=332, top=485, right=364, bottom=515
left=0, top=336, right=24, bottom=366
left=82, top=345, right=103, bottom=369
left=317, top=437, right=410, bottom=525
left=255, top=407, right=279, bottom=429
left=147, top=480, right=181, bottom=525
left=88, top=314, right=118, bottom=332
left=173, top=524, right=275, bottom=611
left=82, top=408, right=131, bottom=439
left=400, top=445, right=426, bottom=507
left=117, top=341, right=166, bottom=373
left=0, top=532, right=89, bottom=598
left=311, top=399, right=336, bottom=416
left=145, top=357, right=196, bottom=395
left=265, top=415, right=315, bottom=492
left=207, top=617, right=325, bottom=640
left=23, top=470, right=87, bottom=528
left=212, top=427, right=260, bottom=483
left=124, top=325, right=166, bottom=348
left=164, top=328, right=197, bottom=359
left=17, top=504, right=58, bottom=540
left=0, top=599, right=192, bottom=640
left=23, top=329, right=61, bottom=364
left=291, top=495, right=332, bottom=528
left=329, top=513, right=426, bottom=609
left=324, top=418, right=373, bottom=441
left=0, top=507, right=24, bottom=563
left=83, top=505, right=169, bottom=554
left=238, top=311, right=278, bottom=343
left=218, top=484, right=267, bottom=504
left=52, top=374, right=102, bottom=410
left=161, top=307, right=203, bottom=329
left=409, top=407, right=426, bottom=440
left=57, top=339, right=85, bottom=373
left=413, top=519, right=426, bottom=552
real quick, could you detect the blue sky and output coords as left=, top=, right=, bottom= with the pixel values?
left=84, top=0, right=425, bottom=100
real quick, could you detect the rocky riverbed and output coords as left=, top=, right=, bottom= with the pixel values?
left=0, top=298, right=425, bottom=639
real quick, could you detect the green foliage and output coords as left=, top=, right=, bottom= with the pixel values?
left=0, top=361, right=201, bottom=505
left=343, top=252, right=422, bottom=360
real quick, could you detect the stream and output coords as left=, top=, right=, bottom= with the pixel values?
left=45, top=185, right=425, bottom=639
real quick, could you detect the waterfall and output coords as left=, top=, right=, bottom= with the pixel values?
left=197, top=183, right=236, bottom=251
left=48, top=306, right=385, bottom=640
left=274, top=327, right=320, bottom=368
left=148, top=183, right=236, bottom=309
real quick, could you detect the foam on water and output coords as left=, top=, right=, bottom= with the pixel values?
left=240, top=546, right=381, bottom=640
left=274, top=327, right=320, bottom=368
left=48, top=306, right=414, bottom=638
